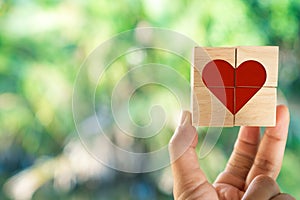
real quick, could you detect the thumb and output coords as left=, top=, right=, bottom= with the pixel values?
left=169, top=111, right=198, bottom=161
left=169, top=111, right=216, bottom=199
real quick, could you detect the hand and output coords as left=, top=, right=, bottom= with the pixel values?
left=169, top=105, right=295, bottom=200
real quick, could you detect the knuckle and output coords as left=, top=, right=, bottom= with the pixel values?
left=253, top=156, right=277, bottom=174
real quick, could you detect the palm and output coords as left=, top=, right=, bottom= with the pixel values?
left=170, top=106, right=289, bottom=200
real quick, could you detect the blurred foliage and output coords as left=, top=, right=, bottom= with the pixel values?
left=0, top=0, right=300, bottom=199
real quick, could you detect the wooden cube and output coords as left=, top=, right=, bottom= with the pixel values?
left=192, top=86, right=234, bottom=126
left=235, top=87, right=276, bottom=126
left=192, top=46, right=278, bottom=127
left=236, top=46, right=279, bottom=87
left=193, top=47, right=235, bottom=87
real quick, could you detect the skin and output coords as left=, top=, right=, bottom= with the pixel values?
left=169, top=105, right=295, bottom=200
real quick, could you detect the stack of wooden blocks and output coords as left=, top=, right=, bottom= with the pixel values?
left=192, top=46, right=278, bottom=127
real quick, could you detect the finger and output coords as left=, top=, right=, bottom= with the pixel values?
left=271, top=193, right=296, bottom=200
left=214, top=126, right=260, bottom=190
left=242, top=175, right=280, bottom=200
left=246, top=105, right=290, bottom=187
left=169, top=111, right=198, bottom=162
left=169, top=111, right=217, bottom=199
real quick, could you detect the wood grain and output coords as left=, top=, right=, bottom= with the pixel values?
left=193, top=47, right=236, bottom=87
left=234, top=87, right=276, bottom=126
left=192, top=86, right=234, bottom=127
left=236, top=46, right=278, bottom=87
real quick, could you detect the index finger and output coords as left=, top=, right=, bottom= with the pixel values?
left=245, top=105, right=290, bottom=188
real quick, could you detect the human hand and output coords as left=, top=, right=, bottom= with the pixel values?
left=169, top=105, right=295, bottom=200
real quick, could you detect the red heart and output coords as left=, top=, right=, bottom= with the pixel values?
left=202, top=59, right=266, bottom=114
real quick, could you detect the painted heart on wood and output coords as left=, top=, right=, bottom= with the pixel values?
left=202, top=59, right=266, bottom=114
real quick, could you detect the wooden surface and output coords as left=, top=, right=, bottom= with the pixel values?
left=192, top=86, right=234, bottom=126
left=235, top=87, right=276, bottom=126
left=193, top=47, right=235, bottom=87
left=192, top=46, right=278, bottom=127
left=236, top=46, right=278, bottom=87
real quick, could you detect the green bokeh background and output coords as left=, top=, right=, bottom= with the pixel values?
left=0, top=0, right=300, bottom=199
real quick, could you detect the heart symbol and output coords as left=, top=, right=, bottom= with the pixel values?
left=202, top=59, right=266, bottom=114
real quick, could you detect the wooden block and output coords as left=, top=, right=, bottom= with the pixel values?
left=236, top=46, right=278, bottom=87
left=234, top=87, right=276, bottom=126
left=192, top=86, right=234, bottom=127
left=193, top=47, right=236, bottom=87
left=192, top=46, right=278, bottom=127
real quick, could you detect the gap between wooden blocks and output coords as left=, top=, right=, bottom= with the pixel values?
left=192, top=46, right=278, bottom=127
